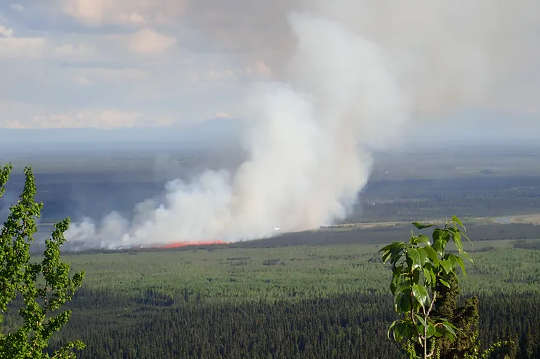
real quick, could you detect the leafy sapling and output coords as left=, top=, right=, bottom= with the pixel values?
left=380, top=216, right=471, bottom=359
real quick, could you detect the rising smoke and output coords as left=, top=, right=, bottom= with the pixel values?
left=66, top=14, right=409, bottom=249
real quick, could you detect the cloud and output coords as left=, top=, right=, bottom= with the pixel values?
left=0, top=26, right=94, bottom=61
left=62, top=0, right=143, bottom=25
left=0, top=25, right=14, bottom=38
left=2, top=1, right=539, bottom=134
left=54, top=42, right=95, bottom=59
left=128, top=28, right=176, bottom=54
left=61, top=0, right=186, bottom=26
left=69, top=67, right=148, bottom=86
left=214, top=112, right=232, bottom=119
left=1, top=109, right=173, bottom=129
left=62, top=0, right=104, bottom=25
left=0, top=36, right=97, bottom=62
left=302, top=1, right=540, bottom=116
left=162, top=0, right=540, bottom=117
left=10, top=3, right=24, bottom=12
left=0, top=37, right=46, bottom=58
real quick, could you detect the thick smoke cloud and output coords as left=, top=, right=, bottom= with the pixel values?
left=66, top=14, right=408, bottom=249
left=184, top=0, right=540, bottom=117
left=305, top=0, right=540, bottom=116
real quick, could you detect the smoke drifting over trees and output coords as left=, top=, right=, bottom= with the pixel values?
left=66, top=14, right=408, bottom=249
left=65, top=1, right=540, bottom=249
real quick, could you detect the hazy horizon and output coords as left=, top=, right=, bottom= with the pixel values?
left=2, top=1, right=540, bottom=249
left=1, top=1, right=539, bottom=140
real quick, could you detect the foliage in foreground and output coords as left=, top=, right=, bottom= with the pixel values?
left=380, top=217, right=515, bottom=359
left=0, top=164, right=85, bottom=358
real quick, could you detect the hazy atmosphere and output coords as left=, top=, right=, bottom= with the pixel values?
left=2, top=2, right=540, bottom=359
left=0, top=0, right=540, bottom=248
left=2, top=1, right=540, bottom=249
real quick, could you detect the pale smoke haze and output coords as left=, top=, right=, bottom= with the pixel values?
left=66, top=14, right=409, bottom=249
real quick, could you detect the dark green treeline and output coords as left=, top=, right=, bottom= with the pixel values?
left=50, top=290, right=539, bottom=359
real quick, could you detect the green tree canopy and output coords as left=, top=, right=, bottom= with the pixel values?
left=0, top=164, right=85, bottom=358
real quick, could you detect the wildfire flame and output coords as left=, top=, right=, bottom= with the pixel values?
left=157, top=240, right=227, bottom=249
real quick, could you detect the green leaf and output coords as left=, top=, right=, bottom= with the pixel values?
left=395, top=292, right=412, bottom=312
left=455, top=256, right=467, bottom=275
left=441, top=321, right=457, bottom=340
left=417, top=247, right=428, bottom=265
left=461, top=251, right=473, bottom=263
left=452, top=215, right=465, bottom=228
left=381, top=250, right=391, bottom=263
left=380, top=242, right=400, bottom=253
left=453, top=231, right=463, bottom=252
left=432, top=229, right=448, bottom=255
left=412, top=284, right=429, bottom=305
left=407, top=248, right=421, bottom=269
left=392, top=322, right=410, bottom=343
left=412, top=222, right=434, bottom=229
left=423, top=245, right=439, bottom=267
left=380, top=242, right=405, bottom=264
left=390, top=321, right=413, bottom=343
left=439, top=278, right=451, bottom=288
left=440, top=259, right=452, bottom=274
left=417, top=234, right=430, bottom=244
left=391, top=275, right=410, bottom=296
left=421, top=265, right=436, bottom=287
left=426, top=323, right=436, bottom=337
left=0, top=164, right=12, bottom=199
left=423, top=267, right=433, bottom=285
left=387, top=320, right=398, bottom=340
left=411, top=234, right=431, bottom=246
left=414, top=313, right=427, bottom=327
left=447, top=253, right=458, bottom=267
left=461, top=230, right=472, bottom=243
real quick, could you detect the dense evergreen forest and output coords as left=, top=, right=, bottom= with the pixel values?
left=38, top=237, right=540, bottom=358
left=50, top=290, right=538, bottom=358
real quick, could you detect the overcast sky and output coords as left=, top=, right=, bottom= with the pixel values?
left=1, top=1, right=539, bottom=144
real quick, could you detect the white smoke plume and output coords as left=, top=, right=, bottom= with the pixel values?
left=66, top=14, right=409, bottom=249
